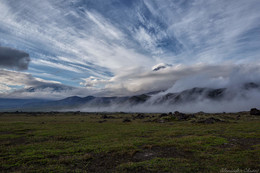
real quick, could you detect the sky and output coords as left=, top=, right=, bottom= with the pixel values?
left=0, top=0, right=260, bottom=99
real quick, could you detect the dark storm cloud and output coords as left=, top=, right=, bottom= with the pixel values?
left=0, top=46, right=30, bottom=70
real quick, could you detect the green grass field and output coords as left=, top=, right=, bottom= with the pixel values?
left=0, top=112, right=259, bottom=172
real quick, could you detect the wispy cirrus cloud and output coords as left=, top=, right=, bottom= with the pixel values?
left=0, top=0, right=154, bottom=73
left=0, top=0, right=260, bottom=99
left=144, top=0, right=260, bottom=64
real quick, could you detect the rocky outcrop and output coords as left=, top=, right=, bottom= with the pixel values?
left=173, top=111, right=196, bottom=121
left=250, top=108, right=260, bottom=115
left=196, top=117, right=223, bottom=124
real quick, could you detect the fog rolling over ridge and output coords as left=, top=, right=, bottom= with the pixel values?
left=45, top=64, right=260, bottom=113
left=76, top=83, right=260, bottom=113
left=3, top=82, right=259, bottom=113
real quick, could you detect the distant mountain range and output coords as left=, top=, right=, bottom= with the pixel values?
left=0, top=82, right=259, bottom=112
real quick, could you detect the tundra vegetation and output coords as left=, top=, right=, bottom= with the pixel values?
left=0, top=110, right=260, bottom=172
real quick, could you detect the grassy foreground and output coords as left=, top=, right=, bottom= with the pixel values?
left=0, top=112, right=259, bottom=172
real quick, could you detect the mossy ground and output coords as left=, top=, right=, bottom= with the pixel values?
left=0, top=112, right=259, bottom=172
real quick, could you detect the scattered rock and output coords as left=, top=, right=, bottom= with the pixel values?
left=122, top=118, right=131, bottom=123
left=157, top=119, right=166, bottom=123
left=174, top=111, right=196, bottom=121
left=101, top=115, right=115, bottom=119
left=134, top=113, right=146, bottom=119
left=250, top=108, right=260, bottom=115
left=197, top=117, right=223, bottom=124
left=153, top=118, right=169, bottom=123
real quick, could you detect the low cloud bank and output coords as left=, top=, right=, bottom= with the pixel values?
left=75, top=89, right=260, bottom=113
left=76, top=63, right=260, bottom=113
left=0, top=69, right=93, bottom=99
left=84, top=63, right=260, bottom=97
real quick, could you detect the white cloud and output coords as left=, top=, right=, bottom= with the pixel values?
left=0, top=69, right=94, bottom=99
left=87, top=63, right=260, bottom=96
left=80, top=76, right=108, bottom=88
left=0, top=69, right=60, bottom=88
left=0, top=83, right=11, bottom=93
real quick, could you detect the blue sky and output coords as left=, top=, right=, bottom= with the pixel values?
left=0, top=0, right=260, bottom=98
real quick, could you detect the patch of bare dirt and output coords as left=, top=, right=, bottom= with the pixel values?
left=85, top=146, right=193, bottom=172
left=221, top=138, right=260, bottom=150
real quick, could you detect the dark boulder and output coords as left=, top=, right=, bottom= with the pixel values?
left=101, top=115, right=108, bottom=119
left=250, top=108, right=260, bottom=115
left=159, top=113, right=168, bottom=118
left=98, top=120, right=107, bottom=123
left=123, top=118, right=131, bottom=123
left=74, top=111, right=81, bottom=115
